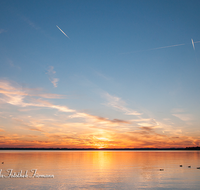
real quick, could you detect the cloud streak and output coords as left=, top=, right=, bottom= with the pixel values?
left=56, top=25, right=70, bottom=39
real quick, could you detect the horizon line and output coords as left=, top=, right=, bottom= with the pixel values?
left=0, top=147, right=199, bottom=150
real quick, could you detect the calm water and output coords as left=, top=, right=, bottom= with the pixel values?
left=0, top=151, right=200, bottom=189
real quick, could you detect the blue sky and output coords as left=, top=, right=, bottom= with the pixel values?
left=0, top=0, right=200, bottom=148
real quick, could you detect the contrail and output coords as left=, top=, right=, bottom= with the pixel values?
left=122, top=39, right=200, bottom=55
left=191, top=39, right=195, bottom=50
left=56, top=25, right=70, bottom=39
left=148, top=43, right=185, bottom=51
left=122, top=43, right=185, bottom=54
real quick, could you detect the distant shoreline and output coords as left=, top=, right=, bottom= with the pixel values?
left=0, top=147, right=199, bottom=150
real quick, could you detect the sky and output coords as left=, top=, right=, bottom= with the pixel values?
left=0, top=0, right=200, bottom=148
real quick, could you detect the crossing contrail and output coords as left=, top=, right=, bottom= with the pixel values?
left=56, top=25, right=70, bottom=39
left=191, top=39, right=195, bottom=50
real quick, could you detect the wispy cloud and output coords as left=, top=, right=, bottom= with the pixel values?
left=0, top=80, right=74, bottom=112
left=0, top=107, right=198, bottom=148
left=30, top=99, right=75, bottom=113
left=102, top=92, right=165, bottom=131
left=0, top=80, right=131, bottom=128
left=56, top=25, right=70, bottom=39
left=51, top=78, right=59, bottom=88
left=1, top=80, right=199, bottom=148
left=46, top=66, right=59, bottom=87
left=0, top=80, right=64, bottom=99
left=173, top=114, right=194, bottom=122
left=68, top=112, right=131, bottom=127
left=103, top=92, right=142, bottom=116
left=171, top=108, right=194, bottom=122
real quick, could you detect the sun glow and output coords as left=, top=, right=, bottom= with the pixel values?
left=96, top=137, right=109, bottom=141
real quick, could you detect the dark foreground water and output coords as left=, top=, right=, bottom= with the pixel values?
left=0, top=151, right=200, bottom=189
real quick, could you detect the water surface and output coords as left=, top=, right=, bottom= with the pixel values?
left=0, top=151, right=200, bottom=189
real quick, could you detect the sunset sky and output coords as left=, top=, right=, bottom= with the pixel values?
left=0, top=0, right=200, bottom=148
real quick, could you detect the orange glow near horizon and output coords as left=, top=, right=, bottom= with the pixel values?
left=0, top=130, right=199, bottom=149
left=0, top=80, right=200, bottom=149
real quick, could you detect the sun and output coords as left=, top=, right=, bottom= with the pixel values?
left=98, top=146, right=105, bottom=149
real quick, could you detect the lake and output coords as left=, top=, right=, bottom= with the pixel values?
left=0, top=151, right=200, bottom=189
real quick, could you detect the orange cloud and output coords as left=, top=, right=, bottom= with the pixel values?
left=0, top=129, right=199, bottom=149
left=0, top=80, right=74, bottom=112
left=1, top=80, right=200, bottom=149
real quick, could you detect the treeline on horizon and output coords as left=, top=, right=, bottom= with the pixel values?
left=0, top=147, right=199, bottom=150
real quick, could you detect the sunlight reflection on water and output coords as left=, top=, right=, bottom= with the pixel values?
left=0, top=151, right=200, bottom=189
